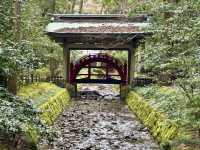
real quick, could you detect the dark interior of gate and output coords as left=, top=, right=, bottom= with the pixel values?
left=46, top=14, right=150, bottom=98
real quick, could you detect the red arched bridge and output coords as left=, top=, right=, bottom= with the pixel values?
left=70, top=53, right=127, bottom=85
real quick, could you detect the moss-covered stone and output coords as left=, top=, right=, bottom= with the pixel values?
left=126, top=91, right=178, bottom=148
left=18, top=83, right=70, bottom=147
left=39, top=89, right=70, bottom=125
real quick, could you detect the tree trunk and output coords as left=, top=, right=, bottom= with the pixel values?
left=8, top=0, right=21, bottom=95
left=51, top=0, right=56, bottom=13
left=79, top=0, right=84, bottom=14
left=120, top=0, right=128, bottom=14
left=71, top=0, right=77, bottom=13
left=14, top=0, right=21, bottom=41
left=7, top=74, right=17, bottom=95
left=100, top=3, right=105, bottom=14
left=50, top=58, right=53, bottom=77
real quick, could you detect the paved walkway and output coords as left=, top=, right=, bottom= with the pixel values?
left=43, top=100, right=159, bottom=150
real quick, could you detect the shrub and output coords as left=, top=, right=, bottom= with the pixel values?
left=135, top=86, right=186, bottom=124
left=0, top=87, right=53, bottom=148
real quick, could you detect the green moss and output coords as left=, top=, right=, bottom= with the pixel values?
left=25, top=125, right=40, bottom=144
left=18, top=82, right=58, bottom=102
left=126, top=91, right=178, bottom=147
left=39, top=89, right=70, bottom=125
left=0, top=144, right=9, bottom=150
left=18, top=83, right=70, bottom=146
left=18, top=82, right=69, bottom=107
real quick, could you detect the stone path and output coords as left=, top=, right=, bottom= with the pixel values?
left=42, top=100, right=159, bottom=150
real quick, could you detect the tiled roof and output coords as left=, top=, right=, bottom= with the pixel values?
left=46, top=14, right=149, bottom=34
left=46, top=22, right=148, bottom=33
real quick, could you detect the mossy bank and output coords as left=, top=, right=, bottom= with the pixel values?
left=126, top=91, right=178, bottom=149
left=18, top=83, right=70, bottom=147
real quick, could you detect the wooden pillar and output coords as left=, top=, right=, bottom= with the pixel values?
left=88, top=64, right=91, bottom=79
left=130, top=49, right=136, bottom=85
left=128, top=41, right=138, bottom=86
left=106, top=63, right=109, bottom=79
left=63, top=41, right=70, bottom=84
left=75, top=84, right=77, bottom=98
left=64, top=41, right=77, bottom=97
left=128, top=49, right=131, bottom=84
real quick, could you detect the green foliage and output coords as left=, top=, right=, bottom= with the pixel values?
left=0, top=87, right=52, bottom=146
left=34, top=67, right=51, bottom=78
left=126, top=91, right=178, bottom=148
left=135, top=86, right=186, bottom=125
left=112, top=51, right=128, bottom=63
left=0, top=40, right=39, bottom=76
left=17, top=82, right=70, bottom=146
left=0, top=0, right=63, bottom=79
left=135, top=85, right=200, bottom=147
left=0, top=0, right=14, bottom=40
left=176, top=78, right=200, bottom=131
left=18, top=82, right=59, bottom=105
left=18, top=82, right=70, bottom=125
left=138, top=1, right=200, bottom=77
left=129, top=0, right=200, bottom=143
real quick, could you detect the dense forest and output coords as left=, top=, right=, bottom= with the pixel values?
left=0, top=0, right=200, bottom=149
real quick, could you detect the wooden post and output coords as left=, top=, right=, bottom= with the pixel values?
left=63, top=41, right=70, bottom=84
left=64, top=41, right=77, bottom=97
left=106, top=63, right=109, bottom=79
left=120, top=84, right=122, bottom=99
left=128, top=49, right=131, bottom=84
left=88, top=64, right=91, bottom=79
left=130, top=49, right=136, bottom=86
left=129, top=41, right=138, bottom=86
left=75, top=84, right=77, bottom=98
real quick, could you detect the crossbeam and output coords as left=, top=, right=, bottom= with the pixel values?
left=76, top=79, right=124, bottom=84
left=78, top=74, right=120, bottom=77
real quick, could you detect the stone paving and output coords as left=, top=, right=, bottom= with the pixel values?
left=41, top=100, right=159, bottom=150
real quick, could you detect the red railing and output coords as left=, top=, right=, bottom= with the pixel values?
left=70, top=53, right=127, bottom=85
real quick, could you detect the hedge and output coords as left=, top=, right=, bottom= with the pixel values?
left=126, top=91, right=178, bottom=148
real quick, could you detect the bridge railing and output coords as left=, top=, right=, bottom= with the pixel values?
left=70, top=53, right=127, bottom=84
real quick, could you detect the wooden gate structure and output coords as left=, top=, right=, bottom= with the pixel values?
left=46, top=14, right=150, bottom=96
left=70, top=53, right=127, bottom=85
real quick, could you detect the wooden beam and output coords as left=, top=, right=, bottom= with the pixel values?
left=47, top=32, right=148, bottom=39
left=77, top=74, right=120, bottom=76
left=76, top=78, right=125, bottom=84
left=68, top=43, right=131, bottom=50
